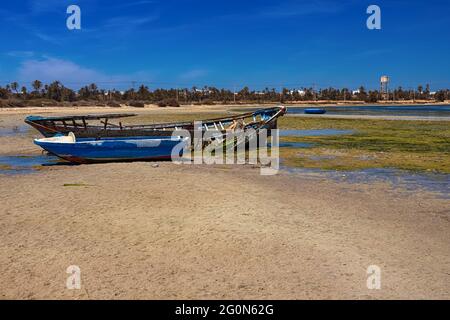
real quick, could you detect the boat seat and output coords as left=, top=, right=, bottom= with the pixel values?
left=43, top=132, right=76, bottom=143
left=68, top=132, right=76, bottom=142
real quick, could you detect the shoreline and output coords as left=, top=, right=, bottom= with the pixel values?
left=286, top=114, right=450, bottom=121
left=2, top=104, right=448, bottom=125
left=0, top=101, right=449, bottom=115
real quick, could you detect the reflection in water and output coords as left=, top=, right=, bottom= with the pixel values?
left=0, top=155, right=62, bottom=174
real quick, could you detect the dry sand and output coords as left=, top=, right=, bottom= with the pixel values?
left=0, top=108, right=449, bottom=299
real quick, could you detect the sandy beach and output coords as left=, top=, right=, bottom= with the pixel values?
left=0, top=107, right=449, bottom=299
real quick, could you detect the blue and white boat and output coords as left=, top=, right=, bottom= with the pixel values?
left=34, top=133, right=187, bottom=164
left=304, top=108, right=326, bottom=114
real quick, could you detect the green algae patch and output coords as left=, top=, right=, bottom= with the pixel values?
left=63, top=183, right=93, bottom=187
left=278, top=118, right=450, bottom=173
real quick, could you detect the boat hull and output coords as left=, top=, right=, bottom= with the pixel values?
left=304, top=108, right=326, bottom=114
left=34, top=136, right=186, bottom=164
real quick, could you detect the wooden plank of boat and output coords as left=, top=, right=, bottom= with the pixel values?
left=25, top=106, right=287, bottom=138
left=25, top=113, right=136, bottom=122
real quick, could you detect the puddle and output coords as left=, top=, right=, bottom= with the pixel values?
left=272, top=142, right=313, bottom=148
left=279, top=129, right=354, bottom=137
left=0, top=125, right=30, bottom=137
left=283, top=166, right=450, bottom=199
left=0, top=155, right=61, bottom=174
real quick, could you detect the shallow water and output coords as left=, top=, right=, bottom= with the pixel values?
left=288, top=105, right=450, bottom=117
left=0, top=125, right=30, bottom=137
left=278, top=141, right=313, bottom=148
left=279, top=129, right=354, bottom=137
left=0, top=155, right=61, bottom=174
left=283, top=166, right=450, bottom=198
left=268, top=141, right=313, bottom=148
left=277, top=126, right=449, bottom=196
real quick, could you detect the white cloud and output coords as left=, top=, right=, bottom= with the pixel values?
left=178, top=69, right=208, bottom=81
left=33, top=32, right=60, bottom=44
left=257, top=0, right=344, bottom=18
left=6, top=51, right=35, bottom=58
left=16, top=57, right=153, bottom=88
left=218, top=0, right=347, bottom=22
left=115, top=1, right=157, bottom=9
left=28, top=0, right=77, bottom=14
left=104, top=16, right=159, bottom=29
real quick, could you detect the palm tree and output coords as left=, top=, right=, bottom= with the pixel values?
left=10, top=82, right=19, bottom=93
left=32, top=80, right=42, bottom=93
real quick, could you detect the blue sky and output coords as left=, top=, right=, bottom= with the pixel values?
left=0, top=0, right=449, bottom=90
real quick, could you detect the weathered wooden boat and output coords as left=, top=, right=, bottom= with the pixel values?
left=25, top=106, right=287, bottom=138
left=304, top=108, right=326, bottom=114
left=34, top=133, right=188, bottom=164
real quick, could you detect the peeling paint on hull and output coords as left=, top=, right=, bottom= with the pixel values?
left=34, top=136, right=186, bottom=164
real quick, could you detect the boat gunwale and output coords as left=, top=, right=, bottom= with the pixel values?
left=25, top=106, right=285, bottom=130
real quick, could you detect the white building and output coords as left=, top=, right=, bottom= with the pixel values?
left=288, top=89, right=306, bottom=96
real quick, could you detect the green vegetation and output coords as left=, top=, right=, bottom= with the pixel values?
left=63, top=183, right=93, bottom=187
left=0, top=164, right=12, bottom=170
left=1, top=80, right=448, bottom=106
left=277, top=117, right=450, bottom=173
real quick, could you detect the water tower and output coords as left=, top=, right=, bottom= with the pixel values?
left=380, top=75, right=390, bottom=100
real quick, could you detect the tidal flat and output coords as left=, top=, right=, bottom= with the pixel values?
left=0, top=106, right=449, bottom=299
left=278, top=117, right=450, bottom=173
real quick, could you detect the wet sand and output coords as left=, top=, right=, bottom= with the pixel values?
left=0, top=108, right=449, bottom=299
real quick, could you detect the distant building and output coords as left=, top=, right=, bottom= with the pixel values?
left=288, top=89, right=306, bottom=96
left=194, top=88, right=212, bottom=94
left=380, top=75, right=390, bottom=100
left=352, top=89, right=360, bottom=95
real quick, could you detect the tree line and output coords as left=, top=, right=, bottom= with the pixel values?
left=0, top=80, right=448, bottom=104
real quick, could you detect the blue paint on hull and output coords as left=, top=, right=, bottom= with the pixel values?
left=34, top=136, right=186, bottom=164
